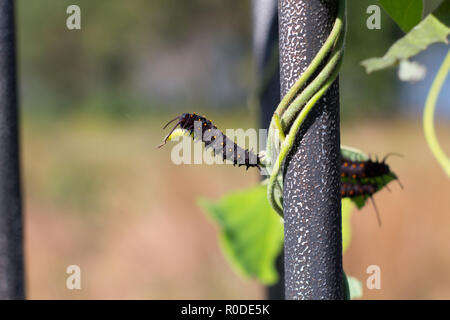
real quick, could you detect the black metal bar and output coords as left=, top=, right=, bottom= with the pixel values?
left=278, top=0, right=344, bottom=299
left=252, top=0, right=284, bottom=300
left=252, top=0, right=280, bottom=130
left=0, top=0, right=25, bottom=300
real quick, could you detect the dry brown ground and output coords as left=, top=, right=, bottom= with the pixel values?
left=21, top=114, right=450, bottom=299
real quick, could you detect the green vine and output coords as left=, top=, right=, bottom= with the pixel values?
left=264, top=0, right=347, bottom=216
left=423, top=49, right=450, bottom=177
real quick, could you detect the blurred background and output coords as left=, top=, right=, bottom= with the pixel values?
left=16, top=0, right=449, bottom=299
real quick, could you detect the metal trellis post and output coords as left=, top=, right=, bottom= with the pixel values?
left=278, top=0, right=344, bottom=299
left=0, top=0, right=25, bottom=300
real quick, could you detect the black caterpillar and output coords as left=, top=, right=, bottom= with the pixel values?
left=340, top=153, right=402, bottom=188
left=158, top=113, right=261, bottom=170
left=341, top=180, right=383, bottom=226
left=340, top=154, right=400, bottom=180
left=341, top=181, right=378, bottom=198
left=340, top=154, right=402, bottom=226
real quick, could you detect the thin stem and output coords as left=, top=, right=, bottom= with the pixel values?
left=423, top=49, right=450, bottom=177
left=273, top=113, right=285, bottom=142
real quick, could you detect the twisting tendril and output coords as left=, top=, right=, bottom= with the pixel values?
left=423, top=49, right=450, bottom=177
left=263, top=0, right=347, bottom=216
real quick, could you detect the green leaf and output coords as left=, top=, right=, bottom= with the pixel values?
left=342, top=198, right=355, bottom=253
left=379, top=0, right=423, bottom=33
left=198, top=185, right=283, bottom=285
left=199, top=184, right=358, bottom=284
left=341, top=145, right=369, bottom=162
left=347, top=275, right=363, bottom=299
left=362, top=1, right=450, bottom=74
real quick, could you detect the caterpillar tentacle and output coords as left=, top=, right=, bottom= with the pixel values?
left=162, top=116, right=181, bottom=129
left=396, top=178, right=404, bottom=190
left=381, top=152, right=404, bottom=163
left=157, top=116, right=183, bottom=148
left=370, top=196, right=382, bottom=227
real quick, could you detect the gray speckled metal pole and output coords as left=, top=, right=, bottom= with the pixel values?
left=0, top=0, right=25, bottom=300
left=278, top=0, right=344, bottom=299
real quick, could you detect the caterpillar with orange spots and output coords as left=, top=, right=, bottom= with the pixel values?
left=340, top=153, right=402, bottom=195
left=340, top=154, right=400, bottom=180
left=341, top=181, right=378, bottom=198
left=341, top=179, right=384, bottom=225
left=158, top=113, right=261, bottom=170
left=340, top=153, right=402, bottom=226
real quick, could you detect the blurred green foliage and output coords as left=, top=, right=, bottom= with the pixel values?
left=16, top=0, right=408, bottom=120
left=199, top=185, right=283, bottom=285
left=379, top=0, right=423, bottom=33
